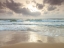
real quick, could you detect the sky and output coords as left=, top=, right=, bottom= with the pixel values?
left=0, top=0, right=64, bottom=19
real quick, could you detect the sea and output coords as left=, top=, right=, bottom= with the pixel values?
left=0, top=19, right=64, bottom=37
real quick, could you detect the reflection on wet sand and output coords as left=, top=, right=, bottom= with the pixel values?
left=0, top=31, right=64, bottom=47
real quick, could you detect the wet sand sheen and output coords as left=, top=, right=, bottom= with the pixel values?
left=1, top=43, right=64, bottom=48
left=0, top=31, right=64, bottom=48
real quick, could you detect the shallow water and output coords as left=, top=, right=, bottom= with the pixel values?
left=0, top=19, right=64, bottom=36
left=0, top=31, right=64, bottom=46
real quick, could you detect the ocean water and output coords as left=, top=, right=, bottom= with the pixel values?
left=0, top=19, right=64, bottom=36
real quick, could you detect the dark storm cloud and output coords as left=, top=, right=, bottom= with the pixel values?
left=5, top=0, right=23, bottom=13
left=0, top=1, right=6, bottom=13
left=5, top=0, right=41, bottom=16
left=47, top=6, right=56, bottom=11
left=0, top=0, right=41, bottom=16
left=0, top=2, right=3, bottom=9
left=43, top=0, right=64, bottom=5
left=36, top=3, right=44, bottom=9
left=20, top=8, right=41, bottom=16
left=0, top=0, right=22, bottom=13
left=32, top=0, right=44, bottom=9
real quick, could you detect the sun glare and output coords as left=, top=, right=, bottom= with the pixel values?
left=27, top=4, right=38, bottom=12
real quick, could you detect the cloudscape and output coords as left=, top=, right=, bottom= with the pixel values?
left=0, top=0, right=64, bottom=19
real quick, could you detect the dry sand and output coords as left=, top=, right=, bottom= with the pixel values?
left=0, top=31, right=64, bottom=48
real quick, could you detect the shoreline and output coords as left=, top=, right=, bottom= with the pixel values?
left=0, top=43, right=64, bottom=48
left=0, top=31, right=64, bottom=47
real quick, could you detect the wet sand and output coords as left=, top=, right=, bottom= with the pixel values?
left=0, top=31, right=64, bottom=48
left=1, top=43, right=64, bottom=48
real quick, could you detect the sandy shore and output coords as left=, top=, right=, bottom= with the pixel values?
left=1, top=43, right=64, bottom=48
left=0, top=31, right=64, bottom=48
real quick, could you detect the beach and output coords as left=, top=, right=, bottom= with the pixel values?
left=0, top=0, right=64, bottom=47
left=1, top=43, right=64, bottom=48
left=0, top=31, right=64, bottom=48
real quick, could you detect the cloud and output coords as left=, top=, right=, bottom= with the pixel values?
left=5, top=0, right=41, bottom=16
left=44, top=12, right=48, bottom=14
left=7, top=11, right=13, bottom=15
left=0, top=10, right=5, bottom=13
left=0, top=2, right=3, bottom=9
left=47, top=6, right=56, bottom=11
left=5, top=0, right=23, bottom=13
left=20, top=8, right=41, bottom=16
left=0, top=2, right=6, bottom=13
left=36, top=3, right=44, bottom=9
left=26, top=0, right=30, bottom=4
left=32, top=0, right=44, bottom=10
left=43, top=0, right=64, bottom=5
left=32, top=0, right=36, bottom=3
left=0, top=0, right=41, bottom=16
left=0, top=2, right=5, bottom=9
